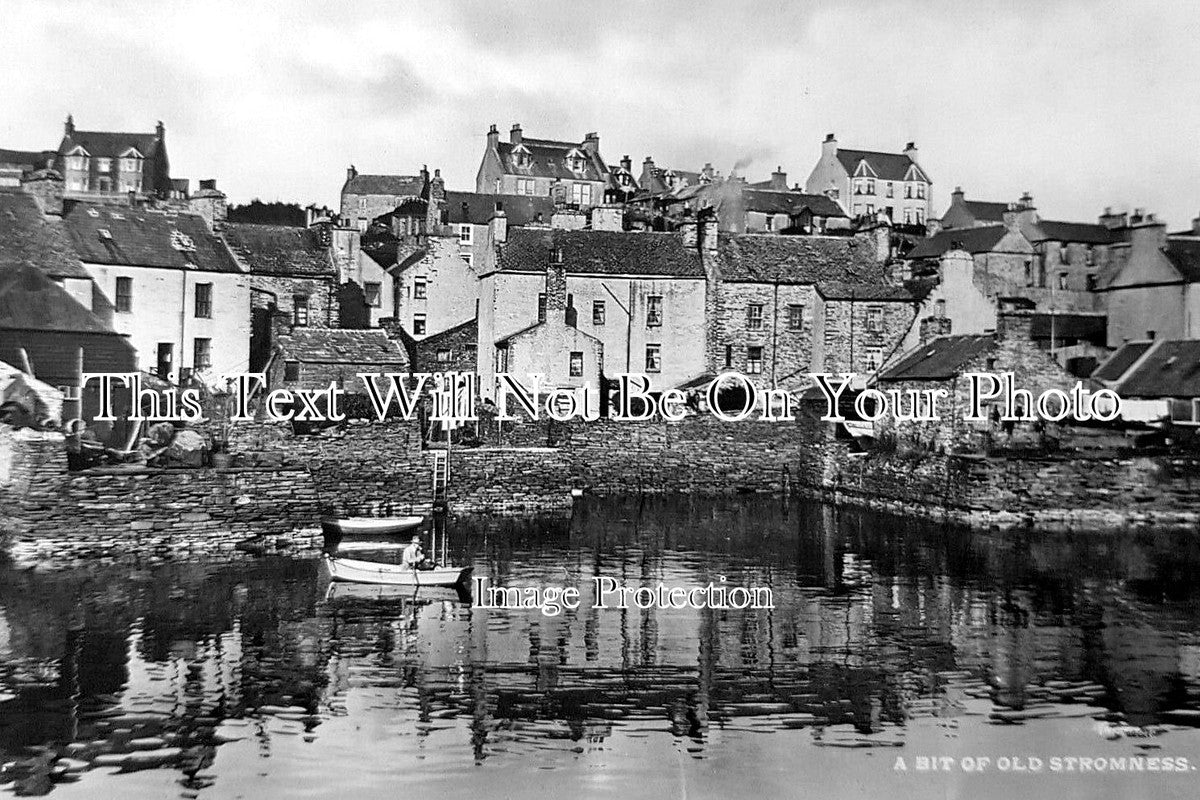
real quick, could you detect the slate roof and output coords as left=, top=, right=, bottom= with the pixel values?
left=1113, top=340, right=1200, bottom=398
left=343, top=174, right=427, bottom=197
left=741, top=188, right=846, bottom=218
left=963, top=199, right=1010, bottom=223
left=0, top=148, right=55, bottom=169
left=277, top=328, right=408, bottom=365
left=223, top=223, right=333, bottom=277
left=717, top=234, right=888, bottom=284
left=61, top=202, right=243, bottom=274
left=442, top=191, right=555, bottom=226
left=906, top=225, right=1014, bottom=260
left=1034, top=220, right=1120, bottom=245
left=493, top=228, right=704, bottom=278
left=1164, top=239, right=1200, bottom=282
left=877, top=335, right=994, bottom=382
left=0, top=190, right=91, bottom=279
left=0, top=262, right=112, bottom=334
left=817, top=282, right=917, bottom=301
left=836, top=149, right=929, bottom=183
left=1092, top=341, right=1154, bottom=382
left=495, top=138, right=606, bottom=182
left=641, top=167, right=705, bottom=196
left=58, top=130, right=160, bottom=159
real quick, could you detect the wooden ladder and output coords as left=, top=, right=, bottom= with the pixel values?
left=431, top=450, right=449, bottom=502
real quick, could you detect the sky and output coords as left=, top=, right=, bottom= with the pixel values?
left=3, top=0, right=1200, bottom=227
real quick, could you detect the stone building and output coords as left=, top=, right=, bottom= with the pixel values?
left=804, top=134, right=932, bottom=225
left=0, top=148, right=55, bottom=187
left=705, top=221, right=894, bottom=390
left=1095, top=212, right=1200, bottom=346
left=55, top=115, right=171, bottom=200
left=411, top=318, right=478, bottom=374
left=937, top=186, right=1012, bottom=230
left=875, top=311, right=1080, bottom=453
left=268, top=325, right=409, bottom=394
left=478, top=219, right=708, bottom=399
left=475, top=124, right=609, bottom=208
left=340, top=166, right=430, bottom=232
left=812, top=283, right=923, bottom=377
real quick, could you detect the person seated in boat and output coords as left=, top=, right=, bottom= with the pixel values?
left=401, top=536, right=433, bottom=570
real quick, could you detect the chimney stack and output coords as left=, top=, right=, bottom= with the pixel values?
left=620, top=154, right=632, bottom=173
left=490, top=202, right=508, bottom=244
left=64, top=114, right=75, bottom=137
left=770, top=166, right=787, bottom=190
left=21, top=168, right=65, bottom=216
left=903, top=141, right=918, bottom=164
left=487, top=124, right=499, bottom=149
left=510, top=123, right=522, bottom=146
left=347, top=164, right=357, bottom=183
left=545, top=238, right=568, bottom=317
left=995, top=310, right=1034, bottom=343
left=430, top=168, right=445, bottom=201
left=822, top=133, right=838, bottom=159
left=1099, top=206, right=1128, bottom=230
left=582, top=131, right=600, bottom=156
left=951, top=186, right=964, bottom=204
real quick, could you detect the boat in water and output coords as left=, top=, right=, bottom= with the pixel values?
left=323, top=554, right=473, bottom=587
left=321, top=516, right=424, bottom=536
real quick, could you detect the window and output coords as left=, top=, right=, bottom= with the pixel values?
left=66, top=155, right=87, bottom=171
left=569, top=351, right=584, bottom=377
left=194, top=283, right=212, bottom=318
left=96, top=158, right=112, bottom=172
left=746, top=346, right=763, bottom=374
left=854, top=179, right=864, bottom=195
left=120, top=157, right=141, bottom=173
left=935, top=299, right=946, bottom=318
left=358, top=198, right=367, bottom=209
left=764, top=215, right=774, bottom=232
left=864, top=347, right=882, bottom=372
left=413, top=313, right=426, bottom=335
left=193, top=338, right=211, bottom=371
left=413, top=278, right=427, bottom=299
left=914, top=209, right=924, bottom=224
left=865, top=179, right=875, bottom=194
left=293, top=295, right=309, bottom=326
left=1057, top=273, right=1068, bottom=290
left=646, top=295, right=663, bottom=327
left=592, top=300, right=606, bottom=325
left=461, top=252, right=473, bottom=267
left=356, top=218, right=367, bottom=232
left=724, top=344, right=733, bottom=369
left=517, top=178, right=536, bottom=195
left=436, top=349, right=453, bottom=363
left=459, top=225, right=472, bottom=243
left=1085, top=245, right=1096, bottom=266
left=886, top=182, right=894, bottom=198
left=572, top=183, right=592, bottom=207
left=865, top=204, right=874, bottom=216
left=746, top=303, right=764, bottom=330
left=364, top=282, right=381, bottom=307
left=495, top=345, right=509, bottom=373
left=787, top=304, right=804, bottom=330
left=645, top=344, right=661, bottom=373
left=916, top=183, right=925, bottom=199
left=537, top=293, right=547, bottom=323
left=115, top=276, right=132, bottom=312
left=904, top=184, right=913, bottom=199
left=1086, top=274, right=1098, bottom=291
left=284, top=360, right=300, bottom=381
left=98, top=178, right=111, bottom=192
left=866, top=306, right=883, bottom=332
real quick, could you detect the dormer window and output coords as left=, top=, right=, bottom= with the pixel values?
left=512, top=144, right=531, bottom=168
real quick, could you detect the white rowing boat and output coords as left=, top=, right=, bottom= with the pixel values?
left=323, top=554, right=473, bottom=587
left=321, top=516, right=424, bottom=536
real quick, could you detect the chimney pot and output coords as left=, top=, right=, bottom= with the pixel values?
left=824, top=133, right=835, bottom=142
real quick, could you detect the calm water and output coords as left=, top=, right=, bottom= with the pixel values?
left=3, top=497, right=1200, bottom=799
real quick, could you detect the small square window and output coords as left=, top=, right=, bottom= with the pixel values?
left=115, top=276, right=133, bottom=312
left=194, top=283, right=212, bottom=318
left=193, top=337, right=211, bottom=371
left=592, top=300, right=606, bottom=325
left=436, top=349, right=452, bottom=363
left=413, top=278, right=427, bottom=299
left=746, top=303, right=764, bottom=330
left=866, top=306, right=883, bottom=332
left=787, top=304, right=804, bottom=330
left=364, top=282, right=381, bottom=307
left=646, top=295, right=663, bottom=327
left=459, top=225, right=472, bottom=243
left=746, top=346, right=763, bottom=375
left=569, top=350, right=584, bottom=377
left=645, top=344, right=661, bottom=373
left=293, top=295, right=309, bottom=327
left=284, top=360, right=300, bottom=381
left=413, top=314, right=426, bottom=335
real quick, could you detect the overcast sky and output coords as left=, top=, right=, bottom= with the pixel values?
left=4, top=0, right=1199, bottom=227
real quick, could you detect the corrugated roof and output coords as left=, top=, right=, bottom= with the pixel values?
left=62, top=202, right=243, bottom=273
left=717, top=234, right=888, bottom=284
left=906, top=225, right=1013, bottom=260
left=494, top=228, right=704, bottom=278
left=277, top=328, right=409, bottom=365
left=1115, top=340, right=1200, bottom=398
left=442, top=191, right=555, bottom=227
left=0, top=263, right=114, bottom=333
left=877, top=335, right=994, bottom=381
left=223, top=223, right=333, bottom=277
left=1092, top=341, right=1153, bottom=382
left=0, top=190, right=91, bottom=279
left=836, top=149, right=929, bottom=183
left=343, top=174, right=426, bottom=197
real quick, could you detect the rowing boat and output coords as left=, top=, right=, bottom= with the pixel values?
left=320, top=516, right=424, bottom=537
left=323, top=554, right=473, bottom=587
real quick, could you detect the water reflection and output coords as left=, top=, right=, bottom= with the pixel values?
left=2, top=497, right=1200, bottom=797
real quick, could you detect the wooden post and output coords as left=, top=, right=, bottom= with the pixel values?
left=18, top=347, right=34, bottom=377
